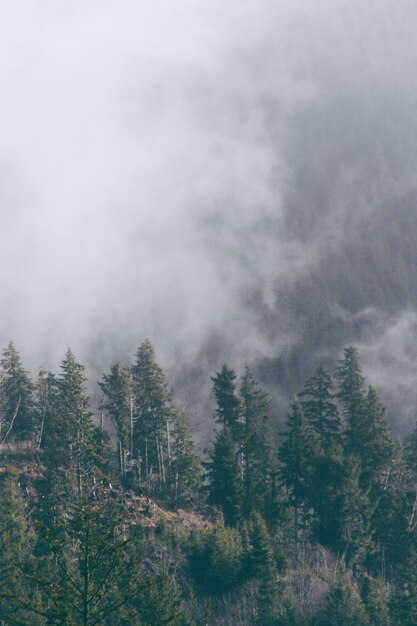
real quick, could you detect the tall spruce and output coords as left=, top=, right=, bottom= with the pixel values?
left=211, top=364, right=241, bottom=438
left=207, top=427, right=242, bottom=526
left=99, top=362, right=133, bottom=479
left=300, top=365, right=340, bottom=452
left=207, top=364, right=242, bottom=525
left=45, top=349, right=102, bottom=498
left=0, top=342, right=35, bottom=443
left=168, top=404, right=201, bottom=505
left=359, top=386, right=393, bottom=489
left=0, top=470, right=41, bottom=624
left=279, top=400, right=318, bottom=557
left=240, top=365, right=280, bottom=523
left=336, top=345, right=366, bottom=456
left=131, top=339, right=171, bottom=490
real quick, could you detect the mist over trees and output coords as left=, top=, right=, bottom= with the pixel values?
left=1, top=338, right=417, bottom=624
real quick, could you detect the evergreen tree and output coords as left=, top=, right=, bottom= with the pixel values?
left=30, top=500, right=146, bottom=625
left=358, top=386, right=393, bottom=490
left=0, top=470, right=41, bottom=625
left=99, top=362, right=133, bottom=479
left=240, top=365, right=280, bottom=523
left=370, top=442, right=411, bottom=576
left=339, top=454, right=374, bottom=570
left=0, top=342, right=35, bottom=443
left=299, top=365, right=340, bottom=452
left=34, top=369, right=56, bottom=450
left=390, top=546, right=417, bottom=626
left=211, top=364, right=241, bottom=438
left=168, top=404, right=201, bottom=505
left=336, top=345, right=366, bottom=456
left=137, top=571, right=195, bottom=625
left=279, top=400, right=318, bottom=557
left=131, top=339, right=171, bottom=489
left=43, top=349, right=103, bottom=499
left=361, top=574, right=391, bottom=626
left=206, top=427, right=242, bottom=526
left=317, top=572, right=370, bottom=625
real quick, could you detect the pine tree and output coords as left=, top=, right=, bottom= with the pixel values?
left=211, top=364, right=241, bottom=438
left=279, top=400, right=318, bottom=557
left=391, top=546, right=417, bottom=626
left=169, top=404, right=201, bottom=505
left=206, top=427, right=242, bottom=526
left=336, top=345, right=366, bottom=456
left=43, top=349, right=103, bottom=499
left=131, top=339, right=171, bottom=490
left=239, top=365, right=279, bottom=523
left=34, top=369, right=56, bottom=450
left=0, top=342, right=35, bottom=443
left=99, top=362, right=133, bottom=479
left=317, top=572, right=370, bottom=625
left=339, top=454, right=374, bottom=571
left=300, top=365, right=340, bottom=452
left=30, top=500, right=146, bottom=625
left=361, top=574, right=391, bottom=626
left=357, top=386, right=393, bottom=490
left=0, top=470, right=41, bottom=624
left=137, top=571, right=195, bottom=625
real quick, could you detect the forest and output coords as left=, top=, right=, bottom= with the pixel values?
left=0, top=338, right=417, bottom=625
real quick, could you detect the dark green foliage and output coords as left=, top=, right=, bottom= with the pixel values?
left=338, top=454, right=374, bottom=570
left=187, top=523, right=243, bottom=594
left=99, top=362, right=133, bottom=476
left=279, top=400, right=318, bottom=555
left=206, top=427, right=242, bottom=526
left=336, top=345, right=367, bottom=456
left=300, top=365, right=341, bottom=452
left=0, top=470, right=42, bottom=625
left=360, top=387, right=393, bottom=487
left=242, top=512, right=279, bottom=625
left=240, top=366, right=281, bottom=524
left=168, top=404, right=201, bottom=505
left=361, top=575, right=391, bottom=626
left=137, top=571, right=195, bottom=625
left=370, top=443, right=411, bottom=575
left=29, top=500, right=145, bottom=625
left=54, top=350, right=102, bottom=497
left=0, top=342, right=35, bottom=443
left=211, top=364, right=241, bottom=436
left=390, top=546, right=417, bottom=626
left=317, top=572, right=370, bottom=625
left=131, top=339, right=171, bottom=488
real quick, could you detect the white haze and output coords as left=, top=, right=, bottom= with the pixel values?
left=1, top=1, right=417, bottom=431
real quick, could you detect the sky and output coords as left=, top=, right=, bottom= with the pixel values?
left=1, top=1, right=417, bottom=432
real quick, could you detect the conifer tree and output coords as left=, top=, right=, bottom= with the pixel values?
left=34, top=369, right=56, bottom=450
left=207, top=427, right=242, bottom=526
left=240, top=365, right=279, bottom=522
left=43, top=349, right=104, bottom=499
left=357, top=386, right=393, bottom=490
left=336, top=345, right=366, bottom=455
left=169, top=404, right=201, bottom=505
left=317, top=572, right=370, bottom=625
left=131, top=339, right=171, bottom=489
left=361, top=574, right=391, bottom=626
left=390, top=546, right=417, bottom=626
left=99, top=362, right=133, bottom=478
left=211, top=364, right=241, bottom=438
left=339, top=454, right=374, bottom=570
left=0, top=470, right=41, bottom=624
left=0, top=342, right=35, bottom=443
left=279, top=400, right=318, bottom=556
left=300, top=365, right=340, bottom=452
